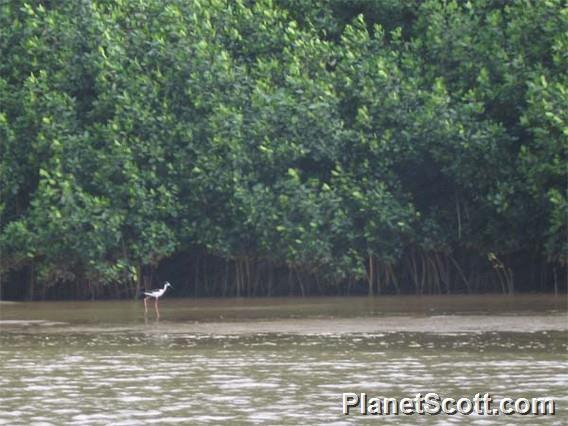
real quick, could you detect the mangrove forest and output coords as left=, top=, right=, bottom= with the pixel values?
left=0, top=0, right=566, bottom=299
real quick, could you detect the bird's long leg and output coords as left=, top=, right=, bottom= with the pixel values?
left=144, top=297, right=148, bottom=315
left=155, top=298, right=160, bottom=319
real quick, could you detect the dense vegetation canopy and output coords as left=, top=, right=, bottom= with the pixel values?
left=1, top=0, right=566, bottom=299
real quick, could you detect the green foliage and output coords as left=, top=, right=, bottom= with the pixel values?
left=0, top=0, right=565, bottom=296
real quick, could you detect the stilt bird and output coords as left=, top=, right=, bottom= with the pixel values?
left=143, top=282, right=173, bottom=318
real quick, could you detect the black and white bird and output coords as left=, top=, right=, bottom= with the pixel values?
left=143, top=281, right=173, bottom=318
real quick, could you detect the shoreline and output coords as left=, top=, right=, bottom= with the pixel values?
left=1, top=313, right=566, bottom=335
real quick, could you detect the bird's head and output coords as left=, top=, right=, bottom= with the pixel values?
left=165, top=281, right=174, bottom=289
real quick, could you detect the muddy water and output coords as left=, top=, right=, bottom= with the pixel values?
left=0, top=295, right=566, bottom=424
